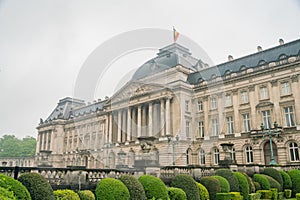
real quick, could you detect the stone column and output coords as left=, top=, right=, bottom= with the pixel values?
left=94, top=123, right=99, bottom=150
left=41, top=132, right=45, bottom=150
left=66, top=131, right=70, bottom=152
left=36, top=133, right=41, bottom=153
left=137, top=105, right=142, bottom=138
left=127, top=107, right=131, bottom=142
left=109, top=113, right=113, bottom=143
left=50, top=130, right=55, bottom=151
left=142, top=105, right=147, bottom=136
left=160, top=99, right=165, bottom=137
left=291, top=74, right=300, bottom=125
left=132, top=108, right=137, bottom=139
left=76, top=129, right=80, bottom=149
left=122, top=110, right=127, bottom=142
left=105, top=118, right=109, bottom=143
left=117, top=110, right=122, bottom=143
left=148, top=102, right=153, bottom=137
left=71, top=129, right=75, bottom=151
left=46, top=132, right=50, bottom=150
left=153, top=102, right=158, bottom=136
left=232, top=89, right=239, bottom=133
left=166, top=97, right=171, bottom=136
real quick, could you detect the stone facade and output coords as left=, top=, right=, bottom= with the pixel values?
left=36, top=40, right=300, bottom=169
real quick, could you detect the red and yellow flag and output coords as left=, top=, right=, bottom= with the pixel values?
left=173, top=27, right=179, bottom=42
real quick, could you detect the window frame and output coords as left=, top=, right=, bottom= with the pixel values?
left=245, top=146, right=253, bottom=163
left=260, top=86, right=269, bottom=100
left=284, top=106, right=295, bottom=127
left=289, top=142, right=300, bottom=162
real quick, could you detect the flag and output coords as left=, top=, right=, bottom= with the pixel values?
left=173, top=27, right=179, bottom=42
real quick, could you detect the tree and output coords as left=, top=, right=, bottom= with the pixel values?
left=0, top=134, right=36, bottom=157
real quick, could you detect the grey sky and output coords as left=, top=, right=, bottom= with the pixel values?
left=0, top=0, right=300, bottom=138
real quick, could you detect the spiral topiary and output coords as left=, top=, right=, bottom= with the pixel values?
left=263, top=168, right=283, bottom=191
left=119, top=174, right=146, bottom=200
left=279, top=170, right=292, bottom=190
left=233, top=172, right=249, bottom=200
left=170, top=174, right=200, bottom=200
left=138, top=175, right=168, bottom=200
left=215, top=169, right=239, bottom=192
left=253, top=174, right=270, bottom=190
left=288, top=169, right=300, bottom=197
left=199, top=176, right=221, bottom=200
left=54, top=189, right=80, bottom=200
left=212, top=176, right=230, bottom=193
left=0, top=173, right=31, bottom=200
left=18, top=172, right=54, bottom=200
left=77, top=190, right=95, bottom=200
left=95, top=178, right=130, bottom=200
left=167, top=187, right=187, bottom=200
left=195, top=182, right=209, bottom=200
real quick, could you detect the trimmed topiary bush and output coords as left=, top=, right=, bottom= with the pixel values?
left=261, top=174, right=281, bottom=192
left=138, top=175, right=168, bottom=200
left=77, top=190, right=95, bottom=200
left=170, top=174, right=199, bottom=200
left=296, top=193, right=300, bottom=200
left=284, top=189, right=292, bottom=198
left=278, top=192, right=284, bottom=200
left=263, top=168, right=283, bottom=190
left=253, top=174, right=270, bottom=190
left=195, top=182, right=209, bottom=200
left=253, top=181, right=261, bottom=191
left=95, top=178, right=130, bottom=200
left=233, top=172, right=249, bottom=200
left=167, top=187, right=187, bottom=200
left=54, top=189, right=80, bottom=200
left=270, top=188, right=278, bottom=200
left=200, top=176, right=221, bottom=200
left=212, top=176, right=230, bottom=192
left=216, top=193, right=231, bottom=200
left=242, top=172, right=256, bottom=193
left=215, top=169, right=239, bottom=192
left=288, top=169, right=300, bottom=197
left=0, top=173, right=31, bottom=200
left=230, top=192, right=243, bottom=200
left=256, top=190, right=272, bottom=199
left=279, top=170, right=292, bottom=190
left=0, top=186, right=17, bottom=200
left=248, top=193, right=261, bottom=200
left=119, top=174, right=146, bottom=200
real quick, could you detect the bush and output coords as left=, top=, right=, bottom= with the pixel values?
left=263, top=168, right=283, bottom=190
left=53, top=189, right=80, bottom=200
left=77, top=190, right=95, bottom=200
left=212, top=176, right=230, bottom=192
left=241, top=172, right=256, bottom=193
left=215, top=193, right=231, bottom=200
left=167, top=187, right=187, bottom=200
left=119, top=174, right=146, bottom=200
left=170, top=174, right=199, bottom=200
left=278, top=192, right=284, bottom=200
left=256, top=190, right=272, bottom=199
left=230, top=192, right=243, bottom=200
left=261, top=174, right=281, bottom=192
left=195, top=182, right=209, bottom=200
left=270, top=188, right=278, bottom=200
left=18, top=172, right=54, bottom=200
left=139, top=175, right=168, bottom=200
left=248, top=193, right=261, bottom=200
left=279, top=170, right=292, bottom=190
left=199, top=176, right=221, bottom=200
left=253, top=181, right=261, bottom=191
left=296, top=193, right=300, bottom=200
left=288, top=169, right=300, bottom=197
left=95, top=178, right=130, bottom=200
left=0, top=186, right=16, bottom=200
left=284, top=189, right=292, bottom=198
left=215, top=169, right=239, bottom=192
left=253, top=174, right=270, bottom=190
left=233, top=172, right=249, bottom=200
left=0, top=173, right=31, bottom=200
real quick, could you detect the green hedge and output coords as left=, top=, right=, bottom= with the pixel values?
left=256, top=190, right=272, bottom=199
left=0, top=186, right=16, bottom=200
left=230, top=192, right=243, bottom=200
left=288, top=169, right=300, bottom=197
left=278, top=191, right=284, bottom=200
left=263, top=168, right=283, bottom=191
left=284, top=189, right=292, bottom=198
left=77, top=190, right=95, bottom=200
left=139, top=175, right=168, bottom=200
left=18, top=172, right=54, bottom=200
left=296, top=193, right=300, bottom=200
left=53, top=189, right=80, bottom=200
left=253, top=181, right=261, bottom=191
left=95, top=178, right=130, bottom=200
left=216, top=193, right=231, bottom=200
left=270, top=188, right=278, bottom=200
left=279, top=170, right=292, bottom=190
left=167, top=187, right=187, bottom=200
left=253, top=174, right=270, bottom=190
left=199, top=176, right=221, bottom=200
left=215, top=169, right=239, bottom=192
left=242, top=172, right=256, bottom=193
left=119, top=174, right=146, bottom=200
left=170, top=174, right=199, bottom=200
left=212, top=176, right=230, bottom=193
left=233, top=172, right=249, bottom=200
left=0, top=173, right=31, bottom=200
left=248, top=193, right=261, bottom=200
left=195, top=182, right=209, bottom=200
left=261, top=174, right=281, bottom=192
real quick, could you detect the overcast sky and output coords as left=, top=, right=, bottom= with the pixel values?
left=1, top=0, right=300, bottom=139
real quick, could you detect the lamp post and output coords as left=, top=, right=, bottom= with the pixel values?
left=261, top=121, right=280, bottom=165
left=167, top=134, right=179, bottom=165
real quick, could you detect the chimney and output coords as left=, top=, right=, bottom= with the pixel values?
left=279, top=38, right=284, bottom=45
left=228, top=55, right=233, bottom=61
left=257, top=46, right=262, bottom=52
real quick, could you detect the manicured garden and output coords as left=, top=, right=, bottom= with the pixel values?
left=0, top=168, right=300, bottom=200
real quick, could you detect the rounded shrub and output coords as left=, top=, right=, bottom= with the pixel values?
left=263, top=168, right=283, bottom=191
left=288, top=169, right=300, bottom=197
left=77, top=190, right=95, bottom=200
left=279, top=170, right=292, bottom=190
left=212, top=176, right=230, bottom=192
left=0, top=173, right=31, bottom=200
left=138, top=175, right=168, bottom=200
left=119, top=174, right=146, bottom=200
left=261, top=174, right=281, bottom=192
left=199, top=176, right=221, bottom=200
left=215, top=169, right=239, bottom=192
left=284, top=189, right=292, bottom=198
left=167, top=187, right=187, bottom=200
left=95, top=178, right=130, bottom=200
left=0, top=186, right=16, bottom=200
left=170, top=174, right=200, bottom=200
left=18, top=172, right=54, bottom=200
left=233, top=172, right=249, bottom=200
left=241, top=172, right=255, bottom=193
left=54, top=189, right=80, bottom=200
left=195, top=182, right=209, bottom=200
left=253, top=174, right=270, bottom=190
left=253, top=181, right=261, bottom=191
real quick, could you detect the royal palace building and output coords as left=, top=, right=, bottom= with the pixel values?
left=36, top=38, right=300, bottom=169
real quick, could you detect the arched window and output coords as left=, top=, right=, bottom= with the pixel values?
left=289, top=142, right=300, bottom=162
left=199, top=149, right=205, bottom=165
left=213, top=148, right=220, bottom=165
left=186, top=148, right=192, bottom=165
left=224, top=70, right=231, bottom=79
left=245, top=146, right=253, bottom=163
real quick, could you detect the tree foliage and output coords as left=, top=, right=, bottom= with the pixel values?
left=0, top=135, right=36, bottom=157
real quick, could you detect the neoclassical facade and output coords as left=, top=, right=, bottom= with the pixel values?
left=36, top=39, right=300, bottom=169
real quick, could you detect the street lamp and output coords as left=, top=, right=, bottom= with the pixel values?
left=261, top=121, right=280, bottom=165
left=167, top=134, right=179, bottom=165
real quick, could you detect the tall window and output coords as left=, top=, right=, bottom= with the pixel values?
left=214, top=148, right=220, bottom=165
left=186, top=121, right=190, bottom=138
left=245, top=146, right=253, bottom=163
left=212, top=119, right=219, bottom=136
left=199, top=149, right=205, bottom=165
left=281, top=82, right=291, bottom=96
left=289, top=142, right=300, bottom=162
left=230, top=148, right=236, bottom=161
left=185, top=100, right=189, bottom=111
left=241, top=91, right=248, bottom=103
left=211, top=97, right=217, bottom=109
left=262, top=110, right=271, bottom=129
left=242, top=113, right=251, bottom=132
left=226, top=116, right=234, bottom=134
left=198, top=121, right=205, bottom=138
left=225, top=94, right=232, bottom=106
left=197, top=100, right=203, bottom=111
left=284, top=106, right=295, bottom=127
left=260, top=86, right=269, bottom=99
